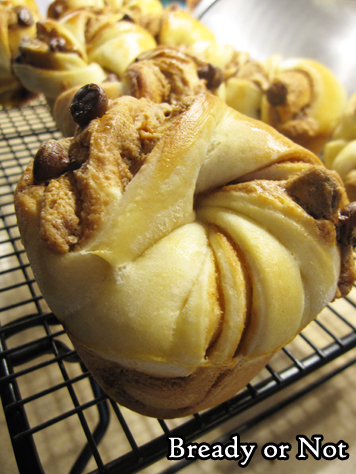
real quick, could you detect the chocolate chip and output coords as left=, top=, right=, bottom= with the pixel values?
left=285, top=167, right=342, bottom=221
left=50, top=4, right=65, bottom=19
left=17, top=7, right=34, bottom=27
left=198, top=64, right=223, bottom=90
left=49, top=37, right=66, bottom=52
left=266, top=81, right=288, bottom=106
left=14, top=52, right=26, bottom=64
left=337, top=202, right=356, bottom=246
left=120, top=13, right=135, bottom=23
left=70, top=84, right=108, bottom=127
left=33, top=140, right=70, bottom=184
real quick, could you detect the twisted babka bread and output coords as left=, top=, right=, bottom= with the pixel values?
left=15, top=89, right=356, bottom=417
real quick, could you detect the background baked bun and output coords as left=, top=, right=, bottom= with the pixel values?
left=260, top=56, right=347, bottom=155
left=52, top=45, right=225, bottom=136
left=8, top=0, right=346, bottom=160
left=13, top=10, right=156, bottom=109
left=12, top=0, right=214, bottom=109
left=0, top=0, right=41, bottom=106
left=323, top=93, right=356, bottom=202
left=15, top=91, right=356, bottom=418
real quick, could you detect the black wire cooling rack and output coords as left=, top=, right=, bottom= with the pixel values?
left=1, top=99, right=356, bottom=474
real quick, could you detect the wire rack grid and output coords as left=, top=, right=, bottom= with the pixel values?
left=1, top=99, right=356, bottom=474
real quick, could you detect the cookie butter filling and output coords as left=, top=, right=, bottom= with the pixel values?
left=122, top=46, right=222, bottom=105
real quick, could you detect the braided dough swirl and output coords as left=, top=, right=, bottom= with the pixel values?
left=15, top=93, right=355, bottom=417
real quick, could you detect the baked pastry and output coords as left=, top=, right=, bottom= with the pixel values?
left=13, top=10, right=156, bottom=108
left=47, top=0, right=163, bottom=21
left=218, top=50, right=269, bottom=120
left=122, top=45, right=225, bottom=103
left=52, top=45, right=225, bottom=136
left=15, top=90, right=356, bottom=418
left=47, top=0, right=124, bottom=18
left=185, top=41, right=246, bottom=78
left=175, top=45, right=347, bottom=149
left=51, top=42, right=268, bottom=136
left=12, top=0, right=216, bottom=109
left=116, top=0, right=165, bottom=36
left=158, top=5, right=215, bottom=46
left=260, top=56, right=347, bottom=155
left=0, top=0, right=41, bottom=106
left=323, top=92, right=356, bottom=202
